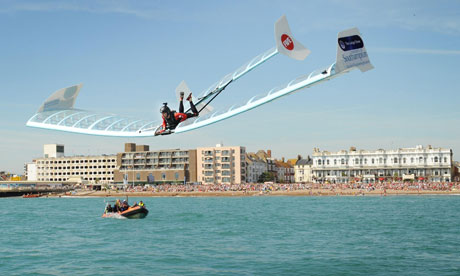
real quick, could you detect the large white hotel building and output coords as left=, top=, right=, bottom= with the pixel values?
left=311, top=145, right=453, bottom=183
left=29, top=144, right=117, bottom=184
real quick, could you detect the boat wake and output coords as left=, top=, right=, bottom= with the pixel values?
left=102, top=213, right=127, bottom=219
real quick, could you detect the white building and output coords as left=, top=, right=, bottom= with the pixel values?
left=197, top=144, right=246, bottom=184
left=311, top=145, right=453, bottom=183
left=294, top=158, right=313, bottom=183
left=28, top=144, right=117, bottom=184
left=24, top=162, right=37, bottom=181
left=246, top=153, right=267, bottom=183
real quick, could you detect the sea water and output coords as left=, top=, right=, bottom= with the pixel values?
left=0, top=196, right=459, bottom=275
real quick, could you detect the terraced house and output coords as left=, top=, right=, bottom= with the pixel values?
left=311, top=145, right=453, bottom=183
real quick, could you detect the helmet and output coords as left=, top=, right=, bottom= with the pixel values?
left=160, top=103, right=171, bottom=114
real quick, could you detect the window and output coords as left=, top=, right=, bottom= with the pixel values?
left=434, top=157, right=438, bottom=163
left=326, top=160, right=330, bottom=165
left=394, top=157, right=398, bottom=163
left=318, top=160, right=322, bottom=165
left=162, top=173, right=166, bottom=180
left=175, top=172, right=179, bottom=180
left=444, top=157, right=447, bottom=163
left=136, top=173, right=140, bottom=180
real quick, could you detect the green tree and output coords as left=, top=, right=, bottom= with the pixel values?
left=258, top=172, right=275, bottom=183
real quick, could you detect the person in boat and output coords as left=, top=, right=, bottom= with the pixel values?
left=114, top=199, right=121, bottom=212
left=105, top=204, right=113, bottom=213
left=139, top=201, right=145, bottom=207
left=157, top=92, right=199, bottom=134
left=121, top=200, right=129, bottom=211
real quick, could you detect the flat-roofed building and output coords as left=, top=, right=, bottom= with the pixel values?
left=31, top=144, right=117, bottom=184
left=24, top=162, right=37, bottom=181
left=44, top=144, right=65, bottom=158
left=197, top=144, right=246, bottom=184
left=113, top=143, right=197, bottom=184
left=312, top=145, right=453, bottom=183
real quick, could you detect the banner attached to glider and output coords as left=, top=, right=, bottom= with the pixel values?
left=335, top=28, right=373, bottom=73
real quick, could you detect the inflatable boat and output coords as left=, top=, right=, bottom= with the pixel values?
left=102, top=205, right=149, bottom=219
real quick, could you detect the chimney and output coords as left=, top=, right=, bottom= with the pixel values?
left=267, top=150, right=272, bottom=158
left=297, top=155, right=302, bottom=160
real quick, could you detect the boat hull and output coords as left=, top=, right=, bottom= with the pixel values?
left=102, top=206, right=148, bottom=219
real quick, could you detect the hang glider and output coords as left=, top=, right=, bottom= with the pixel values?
left=26, top=16, right=373, bottom=137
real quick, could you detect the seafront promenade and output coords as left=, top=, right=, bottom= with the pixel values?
left=63, top=182, right=460, bottom=197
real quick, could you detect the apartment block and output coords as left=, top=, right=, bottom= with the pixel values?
left=197, top=144, right=246, bottom=184
left=113, top=143, right=197, bottom=184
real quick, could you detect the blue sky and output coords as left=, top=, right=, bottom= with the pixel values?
left=1, top=0, right=459, bottom=174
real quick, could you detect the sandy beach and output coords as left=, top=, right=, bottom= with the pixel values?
left=61, top=188, right=460, bottom=198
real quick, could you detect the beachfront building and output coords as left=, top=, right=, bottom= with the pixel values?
left=275, top=159, right=294, bottom=183
left=114, top=143, right=197, bottom=185
left=454, top=161, right=460, bottom=182
left=24, top=162, right=37, bottom=181
left=197, top=144, right=246, bottom=184
left=246, top=153, right=267, bottom=183
left=30, top=144, right=117, bottom=184
left=311, top=145, right=454, bottom=183
left=255, top=150, right=277, bottom=179
left=295, top=157, right=313, bottom=183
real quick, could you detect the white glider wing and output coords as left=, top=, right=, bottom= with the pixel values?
left=186, top=15, right=309, bottom=114
left=26, top=84, right=161, bottom=137
left=174, top=27, right=373, bottom=133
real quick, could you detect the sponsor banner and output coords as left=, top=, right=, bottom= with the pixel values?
left=281, top=34, right=294, bottom=51
left=338, top=35, right=363, bottom=51
left=336, top=29, right=372, bottom=73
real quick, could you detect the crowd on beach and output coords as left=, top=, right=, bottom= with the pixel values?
left=119, top=181, right=460, bottom=194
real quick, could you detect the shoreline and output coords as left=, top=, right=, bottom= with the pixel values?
left=58, top=189, right=460, bottom=198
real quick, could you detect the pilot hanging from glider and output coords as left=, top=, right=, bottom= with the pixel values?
left=157, top=92, right=199, bottom=134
